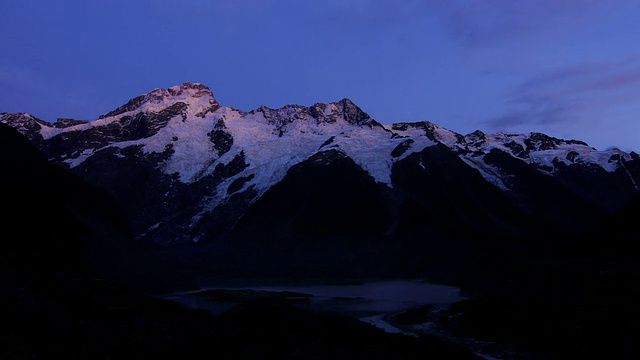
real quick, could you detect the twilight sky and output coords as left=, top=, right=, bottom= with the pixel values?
left=1, top=0, right=639, bottom=151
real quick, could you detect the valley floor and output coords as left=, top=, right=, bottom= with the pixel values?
left=159, top=253, right=640, bottom=359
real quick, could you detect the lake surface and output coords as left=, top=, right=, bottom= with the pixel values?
left=165, top=280, right=465, bottom=320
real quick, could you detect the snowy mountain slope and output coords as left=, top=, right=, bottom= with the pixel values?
left=2, top=82, right=639, bottom=250
left=3, top=83, right=636, bottom=192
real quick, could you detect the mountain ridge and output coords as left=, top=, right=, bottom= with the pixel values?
left=3, top=82, right=636, bottom=187
left=2, top=82, right=639, bottom=263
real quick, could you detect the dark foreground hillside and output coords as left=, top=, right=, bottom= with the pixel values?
left=391, top=195, right=640, bottom=359
left=1, top=276, right=483, bottom=359
left=414, top=253, right=640, bottom=359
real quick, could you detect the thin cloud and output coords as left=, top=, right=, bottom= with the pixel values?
left=490, top=95, right=567, bottom=129
left=485, top=57, right=640, bottom=131
left=518, top=56, right=640, bottom=94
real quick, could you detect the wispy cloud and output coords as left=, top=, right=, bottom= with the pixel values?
left=485, top=56, right=640, bottom=131
left=518, top=56, right=640, bottom=93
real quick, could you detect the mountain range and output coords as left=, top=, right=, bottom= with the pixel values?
left=2, top=82, right=639, bottom=282
left=3, top=82, right=640, bottom=358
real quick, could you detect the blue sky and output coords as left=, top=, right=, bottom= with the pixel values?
left=1, top=0, right=639, bottom=151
